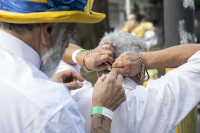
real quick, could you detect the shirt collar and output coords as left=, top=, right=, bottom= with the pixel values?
left=122, top=77, right=138, bottom=90
left=0, top=30, right=41, bottom=69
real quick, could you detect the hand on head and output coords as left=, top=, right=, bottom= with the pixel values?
left=84, top=41, right=115, bottom=71
left=111, top=52, right=142, bottom=77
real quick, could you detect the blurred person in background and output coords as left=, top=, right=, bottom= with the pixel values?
left=57, top=31, right=200, bottom=133
left=121, top=13, right=157, bottom=42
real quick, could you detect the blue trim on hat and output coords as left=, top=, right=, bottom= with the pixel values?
left=0, top=0, right=47, bottom=13
left=0, top=0, right=87, bottom=14
left=47, top=0, right=87, bottom=12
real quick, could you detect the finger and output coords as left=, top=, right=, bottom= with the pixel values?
left=112, top=61, right=125, bottom=68
left=96, top=64, right=112, bottom=71
left=64, top=82, right=83, bottom=90
left=71, top=70, right=84, bottom=82
left=111, top=68, right=126, bottom=75
left=100, top=49, right=114, bottom=58
left=106, top=71, right=117, bottom=81
left=116, top=74, right=123, bottom=85
left=98, top=74, right=107, bottom=82
left=101, top=74, right=107, bottom=82
left=100, top=41, right=116, bottom=47
left=99, top=55, right=114, bottom=64
left=102, top=44, right=115, bottom=54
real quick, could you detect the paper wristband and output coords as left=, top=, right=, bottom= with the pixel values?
left=72, top=49, right=86, bottom=63
left=91, top=106, right=113, bottom=120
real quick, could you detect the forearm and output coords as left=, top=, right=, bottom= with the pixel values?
left=91, top=114, right=111, bottom=133
left=141, top=44, right=200, bottom=69
left=62, top=43, right=87, bottom=65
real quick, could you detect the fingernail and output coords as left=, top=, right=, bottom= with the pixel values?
left=79, top=82, right=83, bottom=88
left=113, top=44, right=116, bottom=46
left=108, top=68, right=111, bottom=71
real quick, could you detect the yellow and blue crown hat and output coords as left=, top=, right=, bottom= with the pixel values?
left=0, top=0, right=105, bottom=24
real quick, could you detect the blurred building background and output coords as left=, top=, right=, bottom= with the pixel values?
left=108, top=0, right=164, bottom=50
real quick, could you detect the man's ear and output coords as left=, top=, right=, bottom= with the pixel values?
left=40, top=23, right=57, bottom=45
left=97, top=72, right=100, bottom=78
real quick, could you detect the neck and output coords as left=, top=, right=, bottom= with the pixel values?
left=1, top=27, right=41, bottom=56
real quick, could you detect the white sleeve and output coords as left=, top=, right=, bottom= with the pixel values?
left=56, top=61, right=81, bottom=74
left=41, top=101, right=85, bottom=133
left=126, top=51, right=200, bottom=133
left=156, top=50, right=200, bottom=129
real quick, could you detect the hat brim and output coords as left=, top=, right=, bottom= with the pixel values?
left=0, top=10, right=106, bottom=24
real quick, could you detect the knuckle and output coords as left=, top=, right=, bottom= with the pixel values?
left=108, top=51, right=113, bottom=55
left=126, top=61, right=132, bottom=67
left=116, top=83, right=122, bottom=89
left=126, top=70, right=131, bottom=75
left=118, top=75, right=123, bottom=79
left=121, top=89, right=125, bottom=94
left=123, top=95, right=126, bottom=101
left=107, top=44, right=111, bottom=49
left=107, top=77, right=115, bottom=82
left=124, top=52, right=129, bottom=56
left=104, top=55, right=110, bottom=60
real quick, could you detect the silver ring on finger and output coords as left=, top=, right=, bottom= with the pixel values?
left=103, top=44, right=107, bottom=50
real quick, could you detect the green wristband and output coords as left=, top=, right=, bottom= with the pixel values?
left=78, top=49, right=86, bottom=51
left=91, top=106, right=113, bottom=120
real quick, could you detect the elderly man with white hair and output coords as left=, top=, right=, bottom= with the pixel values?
left=0, top=0, right=127, bottom=133
left=58, top=31, right=200, bottom=133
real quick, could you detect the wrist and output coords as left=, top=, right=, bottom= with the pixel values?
left=76, top=50, right=88, bottom=66
left=72, top=49, right=86, bottom=64
left=140, top=52, right=147, bottom=70
left=91, top=106, right=114, bottom=120
left=92, top=103, right=114, bottom=112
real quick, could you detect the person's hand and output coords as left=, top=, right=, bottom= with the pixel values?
left=111, top=52, right=142, bottom=76
left=92, top=71, right=126, bottom=111
left=85, top=41, right=115, bottom=71
left=51, top=69, right=84, bottom=91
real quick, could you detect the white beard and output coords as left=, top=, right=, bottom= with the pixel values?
left=40, top=29, right=66, bottom=79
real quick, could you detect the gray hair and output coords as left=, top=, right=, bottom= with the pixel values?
left=98, top=31, right=148, bottom=76
left=0, top=22, right=39, bottom=33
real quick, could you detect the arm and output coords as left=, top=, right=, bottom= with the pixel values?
left=111, top=44, right=200, bottom=76
left=62, top=43, right=83, bottom=65
left=63, top=42, right=115, bottom=71
left=142, top=44, right=200, bottom=69
left=91, top=72, right=126, bottom=133
left=91, top=114, right=111, bottom=133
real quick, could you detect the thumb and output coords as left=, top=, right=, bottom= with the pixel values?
left=64, top=82, right=83, bottom=91
left=97, top=74, right=107, bottom=83
left=96, top=64, right=111, bottom=71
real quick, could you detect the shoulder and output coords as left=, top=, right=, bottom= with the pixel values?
left=1, top=50, right=75, bottom=115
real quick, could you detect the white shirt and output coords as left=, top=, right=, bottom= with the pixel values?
left=0, top=30, right=84, bottom=133
left=56, top=51, right=200, bottom=133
